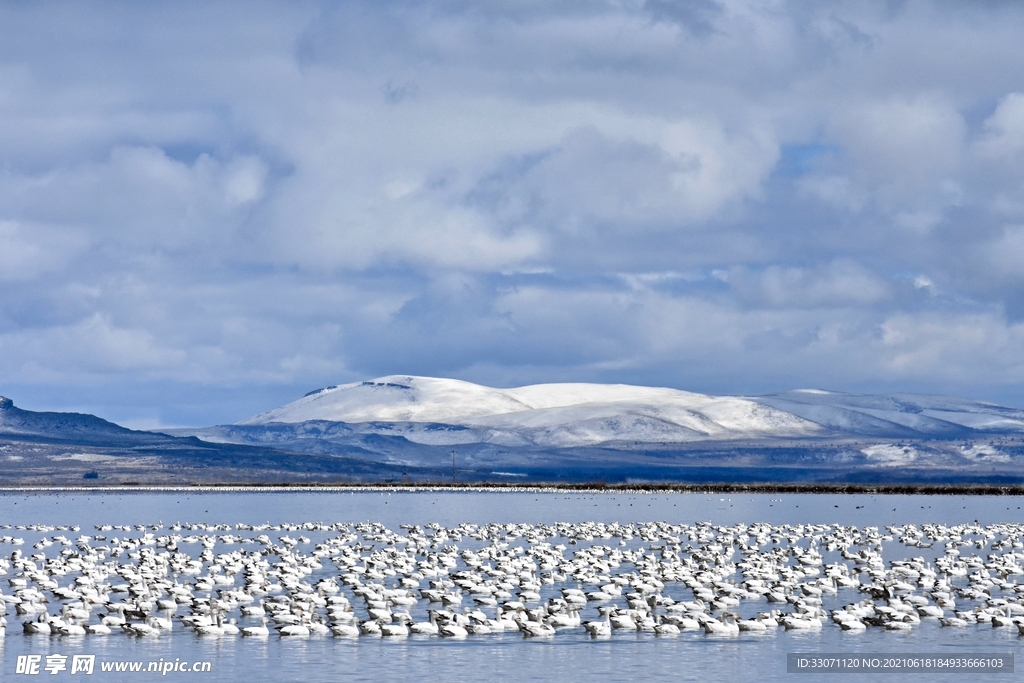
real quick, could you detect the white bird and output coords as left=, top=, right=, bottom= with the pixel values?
left=654, top=620, right=680, bottom=636
left=439, top=621, right=469, bottom=638
left=410, top=611, right=439, bottom=635
left=358, top=620, right=382, bottom=636
left=195, top=614, right=225, bottom=636
left=546, top=609, right=580, bottom=629
left=609, top=612, right=636, bottom=630
left=738, top=617, right=767, bottom=631
left=241, top=602, right=266, bottom=617
left=702, top=613, right=740, bottom=636
left=278, top=622, right=311, bottom=636
left=23, top=614, right=51, bottom=635
left=782, top=614, right=822, bottom=630
left=57, top=618, right=87, bottom=636
left=242, top=618, right=270, bottom=637
left=583, top=607, right=612, bottom=637
left=518, top=619, right=555, bottom=637
left=122, top=622, right=160, bottom=637
left=380, top=622, right=407, bottom=638
left=330, top=622, right=360, bottom=637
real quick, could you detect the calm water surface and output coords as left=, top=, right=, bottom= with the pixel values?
left=1, top=489, right=1022, bottom=682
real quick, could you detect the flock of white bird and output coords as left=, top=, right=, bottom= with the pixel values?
left=3, top=517, right=1024, bottom=641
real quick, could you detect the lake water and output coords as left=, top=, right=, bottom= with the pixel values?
left=2, top=488, right=1023, bottom=682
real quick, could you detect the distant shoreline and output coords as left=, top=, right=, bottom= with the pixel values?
left=2, top=482, right=1024, bottom=495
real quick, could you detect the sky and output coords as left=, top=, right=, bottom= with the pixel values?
left=3, top=0, right=1024, bottom=427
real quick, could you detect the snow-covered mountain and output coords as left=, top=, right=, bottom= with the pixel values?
left=8, top=380, right=1023, bottom=486
left=236, top=376, right=1024, bottom=448
left=239, top=376, right=821, bottom=447
left=757, top=390, right=1024, bottom=436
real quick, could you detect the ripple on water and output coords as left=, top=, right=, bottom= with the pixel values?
left=1, top=490, right=1023, bottom=682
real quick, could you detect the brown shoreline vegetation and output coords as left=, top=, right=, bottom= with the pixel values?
left=88, top=481, right=1024, bottom=495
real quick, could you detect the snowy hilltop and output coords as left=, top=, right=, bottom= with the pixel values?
left=234, top=375, right=1024, bottom=448
left=5, top=378, right=1024, bottom=485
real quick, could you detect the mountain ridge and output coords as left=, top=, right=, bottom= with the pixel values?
left=0, top=395, right=161, bottom=445
left=235, top=376, right=1024, bottom=446
left=5, top=379, right=1024, bottom=486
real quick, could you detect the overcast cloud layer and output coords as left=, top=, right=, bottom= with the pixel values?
left=3, top=1, right=1024, bottom=427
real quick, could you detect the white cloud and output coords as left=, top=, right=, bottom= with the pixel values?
left=735, top=261, right=890, bottom=308
left=661, top=120, right=779, bottom=220
left=223, top=156, right=269, bottom=206
left=983, top=225, right=1024, bottom=279
left=796, top=175, right=867, bottom=212
left=2, top=1, right=1024, bottom=423
left=876, top=311, right=1024, bottom=383
left=842, top=97, right=964, bottom=178
left=0, top=146, right=270, bottom=254
left=824, top=96, right=966, bottom=220
left=976, top=92, right=1024, bottom=161
left=912, top=275, right=935, bottom=293
left=0, top=314, right=187, bottom=378
left=0, top=221, right=87, bottom=281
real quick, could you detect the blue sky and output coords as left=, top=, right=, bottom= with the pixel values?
left=3, top=1, right=1024, bottom=427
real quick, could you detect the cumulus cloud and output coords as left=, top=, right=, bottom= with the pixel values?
left=2, top=1, right=1024, bottom=425
left=727, top=261, right=890, bottom=308
left=976, top=92, right=1024, bottom=161
left=0, top=221, right=86, bottom=281
left=0, top=314, right=187, bottom=380
left=983, top=225, right=1024, bottom=279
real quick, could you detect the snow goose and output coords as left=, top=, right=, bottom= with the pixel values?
left=438, top=620, right=469, bottom=638
left=380, top=621, right=409, bottom=637
left=702, top=613, right=740, bottom=636
left=277, top=622, right=311, bottom=636
left=330, top=622, right=360, bottom=637
left=738, top=617, right=767, bottom=631
left=241, top=618, right=270, bottom=637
